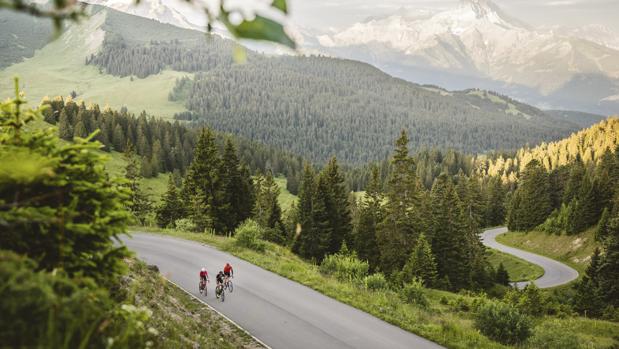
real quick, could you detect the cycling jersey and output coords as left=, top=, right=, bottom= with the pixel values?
left=199, top=270, right=208, bottom=280
left=216, top=273, right=224, bottom=284
left=224, top=264, right=233, bottom=277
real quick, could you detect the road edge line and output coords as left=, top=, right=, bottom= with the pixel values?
left=164, top=278, right=272, bottom=349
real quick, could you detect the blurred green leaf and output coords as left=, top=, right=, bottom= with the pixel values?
left=272, top=0, right=287, bottom=14
left=224, top=14, right=296, bottom=49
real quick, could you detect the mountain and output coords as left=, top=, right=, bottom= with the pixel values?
left=312, top=0, right=619, bottom=115
left=0, top=4, right=591, bottom=164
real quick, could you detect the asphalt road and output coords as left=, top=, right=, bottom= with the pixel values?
left=481, top=227, right=579, bottom=288
left=123, top=233, right=444, bottom=349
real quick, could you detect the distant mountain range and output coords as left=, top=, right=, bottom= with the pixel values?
left=0, top=3, right=607, bottom=164
left=308, top=0, right=619, bottom=115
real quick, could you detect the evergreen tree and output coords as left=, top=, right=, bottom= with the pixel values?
left=428, top=173, right=471, bottom=290
left=254, top=172, right=286, bottom=244
left=485, top=176, right=506, bottom=226
left=182, top=129, right=226, bottom=233
left=495, top=263, right=510, bottom=286
left=221, top=139, right=254, bottom=233
left=400, top=234, right=438, bottom=287
left=563, top=156, right=585, bottom=204
left=353, top=165, right=383, bottom=270
left=596, top=213, right=619, bottom=309
left=597, top=208, right=611, bottom=242
left=57, top=110, right=73, bottom=141
left=292, top=164, right=316, bottom=255
left=377, top=130, right=424, bottom=275
left=322, top=157, right=352, bottom=254
left=573, top=248, right=605, bottom=316
left=123, top=144, right=152, bottom=226
left=507, top=160, right=552, bottom=231
left=156, top=176, right=184, bottom=228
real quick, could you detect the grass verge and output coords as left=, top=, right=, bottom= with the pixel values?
left=133, top=228, right=619, bottom=349
left=486, top=249, right=545, bottom=282
left=495, top=229, right=598, bottom=275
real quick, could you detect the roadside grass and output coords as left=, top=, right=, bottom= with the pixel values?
left=486, top=249, right=544, bottom=282
left=125, top=258, right=261, bottom=348
left=496, top=229, right=598, bottom=275
left=134, top=228, right=619, bottom=349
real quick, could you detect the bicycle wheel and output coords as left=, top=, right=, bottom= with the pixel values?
left=227, top=281, right=233, bottom=293
left=220, top=288, right=225, bottom=302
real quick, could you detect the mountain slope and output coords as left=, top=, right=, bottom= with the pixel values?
left=312, top=0, right=619, bottom=115
left=0, top=4, right=588, bottom=164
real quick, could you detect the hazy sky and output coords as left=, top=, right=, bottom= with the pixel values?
left=287, top=0, right=619, bottom=31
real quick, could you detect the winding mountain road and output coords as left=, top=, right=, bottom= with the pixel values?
left=481, top=227, right=579, bottom=288
left=123, top=233, right=444, bottom=349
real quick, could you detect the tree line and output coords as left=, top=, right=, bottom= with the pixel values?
left=86, top=35, right=579, bottom=165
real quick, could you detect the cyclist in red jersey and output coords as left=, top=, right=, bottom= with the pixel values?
left=223, top=263, right=233, bottom=278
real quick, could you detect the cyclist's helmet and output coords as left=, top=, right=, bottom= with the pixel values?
left=201, top=267, right=206, bottom=272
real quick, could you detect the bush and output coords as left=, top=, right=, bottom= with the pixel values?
left=527, top=320, right=583, bottom=349
left=0, top=251, right=155, bottom=348
left=320, top=252, right=369, bottom=283
left=364, top=273, right=388, bottom=291
left=474, top=300, right=532, bottom=345
left=504, top=284, right=547, bottom=317
left=174, top=218, right=197, bottom=232
left=234, top=220, right=266, bottom=252
left=400, top=278, right=428, bottom=308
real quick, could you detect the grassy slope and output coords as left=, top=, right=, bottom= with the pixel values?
left=486, top=249, right=544, bottom=282
left=0, top=10, right=187, bottom=120
left=273, top=177, right=297, bottom=211
left=126, top=258, right=261, bottom=348
left=138, top=228, right=619, bottom=349
left=496, top=229, right=598, bottom=275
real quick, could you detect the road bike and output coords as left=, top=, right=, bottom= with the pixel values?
left=224, top=276, right=233, bottom=293
left=215, top=283, right=225, bottom=302
left=199, top=279, right=208, bottom=296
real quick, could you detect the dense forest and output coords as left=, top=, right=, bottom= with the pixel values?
left=86, top=34, right=582, bottom=165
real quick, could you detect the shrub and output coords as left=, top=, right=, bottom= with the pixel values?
left=527, top=320, right=583, bottom=349
left=320, top=252, right=369, bottom=283
left=174, top=218, right=197, bottom=232
left=474, top=300, right=532, bottom=345
left=364, top=273, right=388, bottom=291
left=234, top=220, right=266, bottom=252
left=0, top=251, right=155, bottom=348
left=400, top=278, right=428, bottom=308
left=504, top=284, right=547, bottom=317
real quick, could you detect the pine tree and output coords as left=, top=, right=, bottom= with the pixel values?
left=507, top=160, right=552, bottom=231
left=573, top=248, right=605, bottom=316
left=254, top=171, right=286, bottom=244
left=112, top=124, right=125, bottom=152
left=596, top=213, right=619, bottom=309
left=377, top=130, right=424, bottom=275
left=156, top=176, right=184, bottom=228
left=292, top=164, right=316, bottom=255
left=428, top=173, right=471, bottom=290
left=182, top=128, right=226, bottom=233
left=563, top=156, right=585, bottom=204
left=57, top=110, right=73, bottom=141
left=123, top=144, right=152, bottom=226
left=596, top=207, right=611, bottom=242
left=221, top=139, right=253, bottom=233
left=495, top=263, right=510, bottom=286
left=400, top=233, right=438, bottom=287
left=353, top=165, right=383, bottom=270
left=308, top=175, right=334, bottom=261
left=322, top=156, right=352, bottom=254
left=485, top=176, right=506, bottom=226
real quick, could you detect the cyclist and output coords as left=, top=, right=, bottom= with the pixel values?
left=199, top=267, right=209, bottom=292
left=215, top=271, right=225, bottom=297
left=223, top=262, right=234, bottom=280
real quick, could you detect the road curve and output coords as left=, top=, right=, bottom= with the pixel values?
left=122, top=233, right=444, bottom=349
left=481, top=227, right=579, bottom=288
